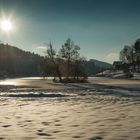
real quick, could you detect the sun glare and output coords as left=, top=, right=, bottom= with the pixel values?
left=0, top=19, right=12, bottom=32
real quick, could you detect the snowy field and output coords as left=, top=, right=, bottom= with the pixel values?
left=0, top=77, right=140, bottom=140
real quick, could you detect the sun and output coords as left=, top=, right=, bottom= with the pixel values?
left=0, top=19, right=12, bottom=32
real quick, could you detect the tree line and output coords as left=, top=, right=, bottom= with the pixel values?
left=0, top=43, right=43, bottom=77
left=120, top=39, right=140, bottom=72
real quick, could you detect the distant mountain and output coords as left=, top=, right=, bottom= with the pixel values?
left=89, top=59, right=112, bottom=67
left=86, top=59, right=112, bottom=76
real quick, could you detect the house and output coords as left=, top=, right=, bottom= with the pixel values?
left=113, top=61, right=123, bottom=70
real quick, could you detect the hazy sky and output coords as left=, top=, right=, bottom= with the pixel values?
left=0, top=0, right=140, bottom=63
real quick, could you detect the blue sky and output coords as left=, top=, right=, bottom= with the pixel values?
left=0, top=0, right=140, bottom=63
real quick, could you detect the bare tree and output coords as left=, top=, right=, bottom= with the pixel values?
left=120, top=45, right=134, bottom=64
left=45, top=42, right=62, bottom=81
left=134, top=39, right=140, bottom=71
left=42, top=39, right=87, bottom=82
left=72, top=57, right=87, bottom=80
left=59, top=38, right=80, bottom=79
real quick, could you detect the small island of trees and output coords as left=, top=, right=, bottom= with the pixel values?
left=41, top=38, right=88, bottom=83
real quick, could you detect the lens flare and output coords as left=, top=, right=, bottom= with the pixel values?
left=0, top=19, right=12, bottom=32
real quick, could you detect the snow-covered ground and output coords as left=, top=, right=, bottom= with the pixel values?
left=96, top=70, right=125, bottom=78
left=0, top=77, right=140, bottom=140
left=131, top=73, right=140, bottom=80
left=96, top=70, right=140, bottom=79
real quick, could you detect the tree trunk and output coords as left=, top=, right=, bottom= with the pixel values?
left=66, top=59, right=70, bottom=79
left=56, top=65, right=62, bottom=82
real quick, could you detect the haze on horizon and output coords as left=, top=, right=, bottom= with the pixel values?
left=0, top=0, right=140, bottom=64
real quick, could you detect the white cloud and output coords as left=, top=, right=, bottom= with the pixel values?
left=36, top=45, right=47, bottom=50
left=104, top=52, right=119, bottom=64
left=32, top=44, right=47, bottom=56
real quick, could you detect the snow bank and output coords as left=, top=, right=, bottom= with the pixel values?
left=96, top=70, right=135, bottom=79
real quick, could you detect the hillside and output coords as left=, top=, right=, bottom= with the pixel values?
left=86, top=59, right=112, bottom=76
left=90, top=59, right=112, bottom=67
left=0, top=43, right=43, bottom=77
